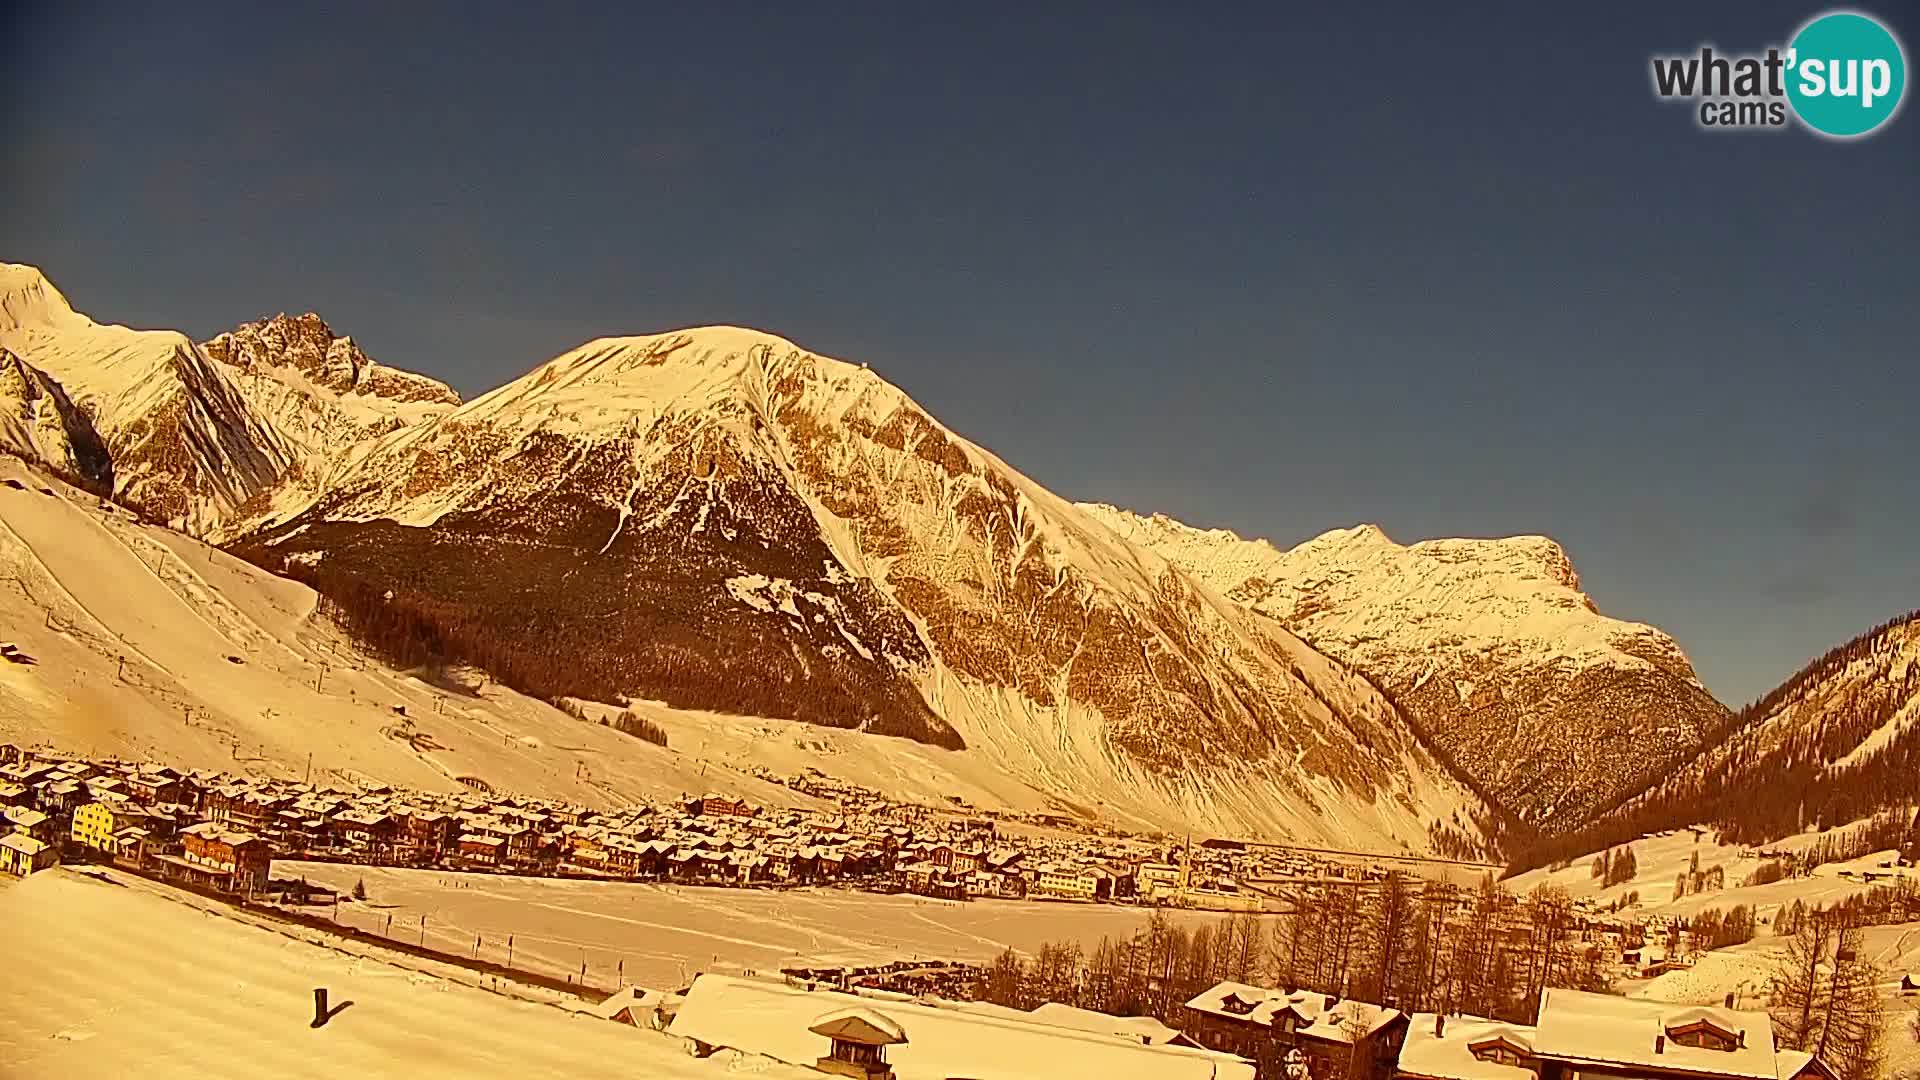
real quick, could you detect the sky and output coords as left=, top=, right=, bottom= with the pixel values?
left=3, top=2, right=1915, bottom=706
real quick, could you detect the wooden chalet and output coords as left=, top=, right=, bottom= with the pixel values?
left=168, top=822, right=271, bottom=894
left=1185, top=980, right=1407, bottom=1080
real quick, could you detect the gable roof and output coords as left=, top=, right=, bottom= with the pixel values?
left=1185, top=980, right=1401, bottom=1043
left=1398, top=1015, right=1536, bottom=1080
left=670, top=974, right=1253, bottom=1080
left=1532, top=990, right=1776, bottom=1080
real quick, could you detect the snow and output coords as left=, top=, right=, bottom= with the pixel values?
left=1398, top=1015, right=1537, bottom=1080
left=1078, top=502, right=1696, bottom=686
left=668, top=972, right=1256, bottom=1080
left=0, top=265, right=1492, bottom=849
left=278, top=860, right=1233, bottom=991
left=1532, top=989, right=1778, bottom=1079
left=1505, top=826, right=1915, bottom=919
left=0, top=868, right=814, bottom=1079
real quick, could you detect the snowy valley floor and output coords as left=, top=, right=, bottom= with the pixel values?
left=278, top=861, right=1230, bottom=990
left=0, top=867, right=814, bottom=1079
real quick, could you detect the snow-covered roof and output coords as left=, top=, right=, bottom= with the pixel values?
left=809, top=1006, right=908, bottom=1045
left=1397, top=1015, right=1537, bottom=1080
left=1, top=832, right=48, bottom=855
left=1026, top=1002, right=1192, bottom=1046
left=1532, top=989, right=1777, bottom=1079
left=1184, top=980, right=1400, bottom=1042
left=670, top=974, right=1253, bottom=1080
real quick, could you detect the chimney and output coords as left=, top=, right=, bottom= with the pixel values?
left=1326, top=994, right=1340, bottom=1011
left=1724, top=992, right=1736, bottom=1008
left=1435, top=1015, right=1447, bottom=1039
left=311, top=987, right=330, bottom=1028
left=1655, top=1035, right=1666, bottom=1055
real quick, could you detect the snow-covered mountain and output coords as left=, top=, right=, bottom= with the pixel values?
left=1510, top=609, right=1920, bottom=868
left=202, top=311, right=459, bottom=454
left=0, top=263, right=295, bottom=533
left=0, top=346, right=113, bottom=490
left=200, top=312, right=461, bottom=520
left=235, top=328, right=1494, bottom=849
left=1078, top=505, right=1730, bottom=831
left=0, top=265, right=460, bottom=540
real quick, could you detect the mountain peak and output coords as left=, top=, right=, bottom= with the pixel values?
left=204, top=312, right=460, bottom=407
left=0, top=262, right=81, bottom=333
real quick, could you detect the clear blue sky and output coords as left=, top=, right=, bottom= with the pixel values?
left=4, top=3, right=1915, bottom=706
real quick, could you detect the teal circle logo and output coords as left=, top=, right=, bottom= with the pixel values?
left=1786, top=11, right=1907, bottom=137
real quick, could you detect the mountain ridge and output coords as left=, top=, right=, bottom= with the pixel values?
left=1079, top=501, right=1732, bottom=832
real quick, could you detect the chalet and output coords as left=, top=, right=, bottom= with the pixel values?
left=590, top=986, right=670, bottom=1030
left=1532, top=990, right=1781, bottom=1080
left=170, top=822, right=271, bottom=894
left=0, top=742, right=19, bottom=766
left=1185, top=980, right=1407, bottom=1080
left=1396, top=1014, right=1538, bottom=1080
left=3, top=804, right=56, bottom=845
left=930, top=844, right=983, bottom=875
left=1025, top=1002, right=1209, bottom=1049
left=457, top=833, right=504, bottom=867
left=902, top=861, right=964, bottom=900
left=967, top=868, right=1025, bottom=899
left=0, top=832, right=56, bottom=876
left=687, top=794, right=754, bottom=819
left=669, top=973, right=1256, bottom=1080
left=124, top=772, right=185, bottom=805
left=0, top=781, right=27, bottom=807
left=331, top=809, right=397, bottom=854
left=35, top=778, right=85, bottom=815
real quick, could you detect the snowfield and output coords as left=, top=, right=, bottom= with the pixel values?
left=1507, top=826, right=1914, bottom=918
left=0, top=868, right=812, bottom=1079
left=279, top=861, right=1238, bottom=991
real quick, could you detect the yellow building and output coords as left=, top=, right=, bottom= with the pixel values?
left=0, top=833, right=56, bottom=876
left=72, top=801, right=121, bottom=853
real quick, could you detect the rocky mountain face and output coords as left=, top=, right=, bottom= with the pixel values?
left=0, top=346, right=114, bottom=491
left=0, top=265, right=459, bottom=539
left=1512, top=610, right=1920, bottom=867
left=0, top=263, right=295, bottom=532
left=200, top=312, right=461, bottom=523
left=1080, top=506, right=1731, bottom=832
left=232, top=328, right=1493, bottom=848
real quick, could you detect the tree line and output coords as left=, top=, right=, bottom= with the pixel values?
left=972, top=874, right=1608, bottom=1076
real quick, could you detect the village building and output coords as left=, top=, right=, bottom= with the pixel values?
left=589, top=986, right=672, bottom=1030
left=457, top=833, right=505, bottom=867
left=1027, top=863, right=1114, bottom=902
left=0, top=832, right=56, bottom=876
left=1531, top=990, right=1784, bottom=1080
left=1135, top=860, right=1187, bottom=899
left=1396, top=1014, right=1538, bottom=1080
left=3, top=804, right=56, bottom=845
left=687, top=794, right=753, bottom=819
left=669, top=973, right=1256, bottom=1080
left=1185, top=980, right=1408, bottom=1080
left=167, top=822, right=272, bottom=894
left=72, top=800, right=146, bottom=854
